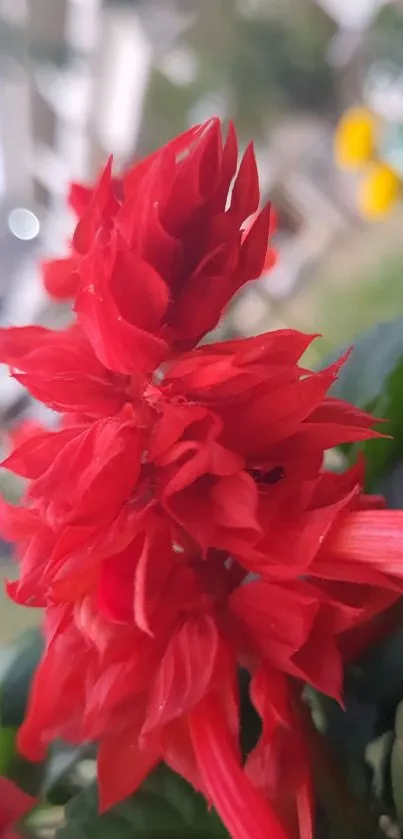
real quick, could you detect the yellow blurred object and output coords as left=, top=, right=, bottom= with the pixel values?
left=334, top=107, right=377, bottom=169
left=358, top=163, right=401, bottom=219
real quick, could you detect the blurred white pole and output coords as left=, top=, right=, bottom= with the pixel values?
left=91, top=4, right=153, bottom=169
left=314, top=0, right=387, bottom=29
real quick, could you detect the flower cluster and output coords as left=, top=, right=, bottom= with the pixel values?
left=2, top=119, right=403, bottom=839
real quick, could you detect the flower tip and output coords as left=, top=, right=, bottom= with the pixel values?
left=332, top=345, right=354, bottom=378
left=245, top=139, right=256, bottom=156
left=135, top=617, right=155, bottom=638
left=227, top=118, right=236, bottom=136
left=201, top=116, right=221, bottom=137
left=95, top=154, right=115, bottom=193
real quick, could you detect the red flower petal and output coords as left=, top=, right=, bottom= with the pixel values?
left=76, top=250, right=168, bottom=374
left=0, top=777, right=36, bottom=833
left=11, top=327, right=126, bottom=416
left=98, top=726, right=161, bottom=812
left=68, top=181, right=94, bottom=216
left=133, top=511, right=177, bottom=635
left=231, top=579, right=319, bottom=667
left=144, top=614, right=219, bottom=732
left=324, top=510, right=403, bottom=576
left=2, top=427, right=80, bottom=479
left=42, top=257, right=79, bottom=300
left=189, top=693, right=289, bottom=839
left=0, top=325, right=58, bottom=365
left=230, top=143, right=260, bottom=222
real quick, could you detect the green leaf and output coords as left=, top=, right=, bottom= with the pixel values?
left=0, top=722, right=45, bottom=798
left=362, top=358, right=403, bottom=489
left=328, top=319, right=403, bottom=409
left=0, top=628, right=43, bottom=728
left=57, top=767, right=228, bottom=838
left=0, top=725, right=16, bottom=775
left=376, top=462, right=403, bottom=509
left=323, top=320, right=403, bottom=490
left=0, top=629, right=45, bottom=796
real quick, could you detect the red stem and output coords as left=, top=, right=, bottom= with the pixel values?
left=189, top=693, right=289, bottom=839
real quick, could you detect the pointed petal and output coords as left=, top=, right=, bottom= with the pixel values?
left=124, top=124, right=201, bottom=196
left=238, top=203, right=272, bottom=283
left=17, top=609, right=85, bottom=761
left=230, top=143, right=259, bottom=222
left=0, top=325, right=57, bottom=366
left=324, top=510, right=403, bottom=576
left=2, top=427, right=80, bottom=479
left=68, top=181, right=94, bottom=216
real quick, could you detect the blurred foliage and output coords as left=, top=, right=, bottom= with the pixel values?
left=329, top=319, right=403, bottom=412
left=0, top=628, right=43, bottom=731
left=328, top=318, right=403, bottom=494
left=373, top=4, right=403, bottom=41
left=226, top=7, right=335, bottom=124
left=313, top=314, right=403, bottom=835
left=288, top=247, right=403, bottom=369
left=56, top=770, right=228, bottom=839
left=139, top=0, right=335, bottom=149
left=0, top=471, right=24, bottom=505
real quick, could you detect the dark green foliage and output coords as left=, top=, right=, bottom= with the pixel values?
left=56, top=768, right=228, bottom=838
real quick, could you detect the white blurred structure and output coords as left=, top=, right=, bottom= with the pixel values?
left=314, top=0, right=389, bottom=67
left=314, top=0, right=387, bottom=29
left=0, top=0, right=155, bottom=422
left=0, top=0, right=394, bottom=423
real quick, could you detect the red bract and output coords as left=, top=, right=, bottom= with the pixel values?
left=242, top=205, right=278, bottom=271
left=42, top=120, right=274, bottom=370
left=0, top=327, right=380, bottom=601
left=2, top=322, right=403, bottom=838
left=11, top=472, right=403, bottom=839
left=2, top=121, right=403, bottom=839
left=0, top=777, right=36, bottom=839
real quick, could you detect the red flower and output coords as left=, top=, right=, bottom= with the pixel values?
left=2, top=121, right=403, bottom=839
left=5, top=420, right=45, bottom=451
left=0, top=777, right=36, bottom=839
left=2, top=321, right=403, bottom=838
left=0, top=327, right=380, bottom=604
left=13, top=469, right=403, bottom=839
left=42, top=120, right=273, bottom=367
